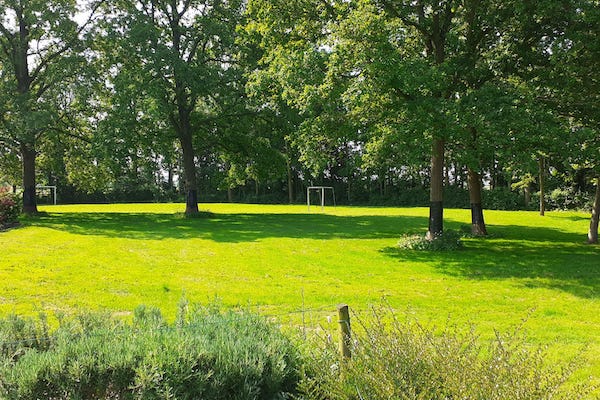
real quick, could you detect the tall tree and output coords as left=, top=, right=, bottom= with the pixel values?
left=539, top=0, right=600, bottom=242
left=107, top=0, right=245, bottom=214
left=0, top=0, right=100, bottom=213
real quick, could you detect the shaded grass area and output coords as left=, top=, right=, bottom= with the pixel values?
left=0, top=203, right=599, bottom=386
left=28, top=211, right=423, bottom=241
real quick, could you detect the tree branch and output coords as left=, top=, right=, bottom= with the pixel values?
left=380, top=0, right=429, bottom=38
left=178, top=0, right=193, bottom=19
left=30, top=0, right=107, bottom=86
left=0, top=20, right=14, bottom=41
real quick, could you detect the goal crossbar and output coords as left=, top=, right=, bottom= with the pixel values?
left=36, top=185, right=57, bottom=205
left=307, top=186, right=336, bottom=211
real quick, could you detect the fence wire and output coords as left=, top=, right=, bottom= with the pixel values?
left=0, top=303, right=352, bottom=348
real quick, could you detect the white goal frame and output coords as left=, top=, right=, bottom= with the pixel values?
left=307, top=186, right=336, bottom=211
left=36, top=185, right=57, bottom=205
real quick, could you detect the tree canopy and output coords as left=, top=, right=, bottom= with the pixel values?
left=0, top=0, right=598, bottom=241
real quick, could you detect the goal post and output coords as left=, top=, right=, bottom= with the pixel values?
left=36, top=185, right=57, bottom=205
left=307, top=186, right=336, bottom=211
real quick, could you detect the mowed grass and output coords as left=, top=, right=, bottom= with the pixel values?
left=1, top=203, right=599, bottom=382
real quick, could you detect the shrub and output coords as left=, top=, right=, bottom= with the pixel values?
left=0, top=304, right=300, bottom=399
left=397, top=230, right=464, bottom=251
left=298, top=307, right=594, bottom=400
left=483, top=187, right=525, bottom=210
left=547, top=187, right=593, bottom=211
left=0, top=190, right=20, bottom=227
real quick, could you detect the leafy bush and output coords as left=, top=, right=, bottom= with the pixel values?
left=0, top=189, right=20, bottom=227
left=547, top=187, right=593, bottom=211
left=397, top=230, right=464, bottom=251
left=298, top=307, right=594, bottom=400
left=0, top=304, right=300, bottom=399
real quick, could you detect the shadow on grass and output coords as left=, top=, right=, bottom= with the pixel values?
left=23, top=211, right=599, bottom=299
left=25, top=211, right=428, bottom=242
left=382, top=227, right=600, bottom=299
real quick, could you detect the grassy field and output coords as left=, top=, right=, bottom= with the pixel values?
left=1, top=203, right=599, bottom=383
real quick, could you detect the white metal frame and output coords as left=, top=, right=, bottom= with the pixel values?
left=307, top=186, right=336, bottom=211
left=36, top=185, right=57, bottom=205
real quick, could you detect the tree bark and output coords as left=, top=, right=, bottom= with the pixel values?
left=21, top=143, right=38, bottom=214
left=170, top=10, right=199, bottom=215
left=178, top=126, right=199, bottom=215
left=427, top=138, right=444, bottom=239
left=467, top=168, right=487, bottom=236
left=13, top=6, right=37, bottom=214
left=588, top=176, right=600, bottom=244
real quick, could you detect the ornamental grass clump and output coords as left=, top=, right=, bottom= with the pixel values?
left=0, top=303, right=301, bottom=400
left=298, top=306, right=594, bottom=400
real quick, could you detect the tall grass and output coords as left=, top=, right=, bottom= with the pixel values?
left=298, top=306, right=595, bottom=400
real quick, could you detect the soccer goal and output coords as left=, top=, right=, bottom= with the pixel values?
left=307, top=186, right=336, bottom=211
left=36, top=185, right=57, bottom=205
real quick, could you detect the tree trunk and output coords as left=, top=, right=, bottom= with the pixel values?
left=21, top=143, right=38, bottom=214
left=427, top=138, right=444, bottom=239
left=347, top=179, right=351, bottom=203
left=287, top=159, right=293, bottom=204
left=178, top=128, right=199, bottom=215
left=167, top=164, right=174, bottom=189
left=467, top=168, right=487, bottom=236
left=524, top=184, right=531, bottom=207
left=170, top=11, right=199, bottom=215
left=539, top=157, right=546, bottom=216
left=588, top=176, right=600, bottom=244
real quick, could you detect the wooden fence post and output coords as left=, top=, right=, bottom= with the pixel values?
left=337, top=304, right=351, bottom=360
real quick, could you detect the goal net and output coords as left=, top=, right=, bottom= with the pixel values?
left=307, top=186, right=336, bottom=211
left=36, top=185, right=57, bottom=205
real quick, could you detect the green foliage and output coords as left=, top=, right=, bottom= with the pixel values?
left=397, top=230, right=464, bottom=251
left=0, top=304, right=300, bottom=400
left=0, top=190, right=20, bottom=227
left=483, top=187, right=526, bottom=211
left=298, top=307, right=594, bottom=400
left=547, top=187, right=593, bottom=211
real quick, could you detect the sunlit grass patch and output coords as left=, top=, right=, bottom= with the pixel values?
left=1, top=203, right=599, bottom=391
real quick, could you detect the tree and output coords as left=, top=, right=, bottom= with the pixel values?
left=106, top=0, right=246, bottom=214
left=539, top=0, right=600, bottom=242
left=0, top=0, right=101, bottom=213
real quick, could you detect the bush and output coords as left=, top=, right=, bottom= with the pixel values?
left=298, top=307, right=594, bottom=400
left=0, top=304, right=300, bottom=399
left=547, top=187, right=593, bottom=211
left=397, top=230, right=464, bottom=251
left=0, top=190, right=20, bottom=228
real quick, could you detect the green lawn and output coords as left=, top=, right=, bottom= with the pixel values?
left=1, top=203, right=599, bottom=383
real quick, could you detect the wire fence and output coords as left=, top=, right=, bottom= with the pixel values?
left=0, top=302, right=355, bottom=350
